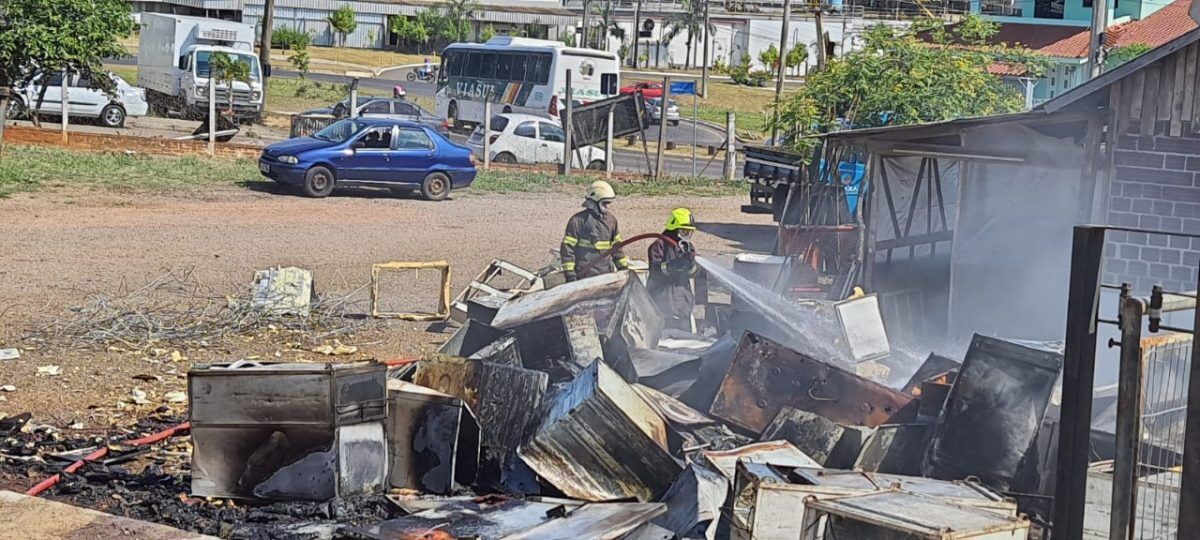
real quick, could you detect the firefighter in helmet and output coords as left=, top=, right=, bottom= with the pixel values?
left=647, top=208, right=699, bottom=331
left=561, top=180, right=630, bottom=282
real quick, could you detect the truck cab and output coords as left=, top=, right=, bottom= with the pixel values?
left=178, top=45, right=263, bottom=119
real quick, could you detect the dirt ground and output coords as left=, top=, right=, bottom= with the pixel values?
left=0, top=183, right=776, bottom=424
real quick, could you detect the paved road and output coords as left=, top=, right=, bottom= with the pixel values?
left=108, top=58, right=727, bottom=147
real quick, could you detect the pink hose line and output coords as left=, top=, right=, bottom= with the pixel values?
left=25, top=421, right=192, bottom=497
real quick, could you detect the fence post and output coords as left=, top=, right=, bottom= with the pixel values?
left=1111, top=289, right=1144, bottom=540
left=61, top=69, right=69, bottom=144
left=605, top=104, right=614, bottom=179
left=483, top=100, right=492, bottom=170
left=563, top=70, right=573, bottom=177
left=724, top=111, right=736, bottom=181
left=655, top=76, right=670, bottom=179
left=208, top=75, right=216, bottom=157
left=1179, top=266, right=1200, bottom=538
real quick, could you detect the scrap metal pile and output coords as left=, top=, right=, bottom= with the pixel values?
left=177, top=261, right=1068, bottom=539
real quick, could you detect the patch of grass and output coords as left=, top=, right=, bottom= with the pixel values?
left=624, top=75, right=786, bottom=137
left=472, top=169, right=745, bottom=197
left=0, top=146, right=257, bottom=197
left=0, top=145, right=744, bottom=198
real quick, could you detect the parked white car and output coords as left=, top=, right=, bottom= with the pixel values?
left=11, top=72, right=148, bottom=128
left=467, top=113, right=607, bottom=170
left=647, top=97, right=680, bottom=126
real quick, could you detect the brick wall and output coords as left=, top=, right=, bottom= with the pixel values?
left=1, top=126, right=264, bottom=160
left=1105, top=127, right=1200, bottom=292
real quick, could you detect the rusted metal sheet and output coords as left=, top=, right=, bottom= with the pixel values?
left=710, top=332, right=918, bottom=433
left=701, top=440, right=821, bottom=480
left=386, top=381, right=480, bottom=495
left=925, top=335, right=1063, bottom=492
left=502, top=503, right=666, bottom=539
left=519, top=360, right=682, bottom=502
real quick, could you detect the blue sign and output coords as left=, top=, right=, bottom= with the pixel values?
left=670, top=81, right=696, bottom=95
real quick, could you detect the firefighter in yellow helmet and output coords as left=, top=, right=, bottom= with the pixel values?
left=560, top=180, right=631, bottom=282
left=647, top=208, right=699, bottom=331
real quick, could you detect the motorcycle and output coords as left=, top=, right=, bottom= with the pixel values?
left=407, top=67, right=438, bottom=83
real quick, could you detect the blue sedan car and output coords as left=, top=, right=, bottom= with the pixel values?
left=258, top=118, right=476, bottom=200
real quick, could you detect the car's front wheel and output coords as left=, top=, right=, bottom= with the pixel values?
left=5, top=97, right=26, bottom=120
left=420, top=172, right=451, bottom=201
left=99, top=104, right=126, bottom=128
left=494, top=152, right=518, bottom=164
left=302, top=166, right=336, bottom=198
left=586, top=160, right=606, bottom=171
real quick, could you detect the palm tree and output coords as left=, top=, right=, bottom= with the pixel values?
left=662, top=0, right=713, bottom=70
left=587, top=0, right=624, bottom=50
left=439, top=0, right=479, bottom=44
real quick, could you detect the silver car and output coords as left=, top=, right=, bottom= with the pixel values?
left=647, top=97, right=680, bottom=126
left=305, top=97, right=450, bottom=135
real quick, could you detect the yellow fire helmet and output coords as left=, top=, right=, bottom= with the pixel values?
left=586, top=180, right=616, bottom=202
left=665, top=207, right=697, bottom=231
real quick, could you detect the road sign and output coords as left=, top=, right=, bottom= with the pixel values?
left=670, top=81, right=696, bottom=95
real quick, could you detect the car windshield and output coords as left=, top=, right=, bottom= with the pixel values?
left=312, top=120, right=363, bottom=143
left=195, top=51, right=261, bottom=81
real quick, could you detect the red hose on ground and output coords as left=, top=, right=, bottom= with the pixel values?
left=574, top=232, right=680, bottom=277
left=25, top=421, right=192, bottom=497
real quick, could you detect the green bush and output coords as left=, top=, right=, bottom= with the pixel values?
left=271, top=27, right=311, bottom=51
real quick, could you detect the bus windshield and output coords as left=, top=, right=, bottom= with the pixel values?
left=195, top=51, right=261, bottom=81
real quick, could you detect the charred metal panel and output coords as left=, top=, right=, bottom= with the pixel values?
left=413, top=357, right=548, bottom=455
left=520, top=360, right=681, bottom=502
left=702, top=440, right=821, bottom=480
left=349, top=498, right=560, bottom=539
left=438, top=319, right=510, bottom=358
left=853, top=423, right=932, bottom=476
left=900, top=352, right=961, bottom=398
left=710, top=332, right=918, bottom=433
left=510, top=313, right=605, bottom=382
left=925, top=335, right=1063, bottom=492
left=650, top=464, right=729, bottom=540
left=189, top=361, right=386, bottom=426
left=802, top=490, right=1030, bottom=539
left=917, top=370, right=957, bottom=419
left=386, top=381, right=480, bottom=494
left=760, top=407, right=867, bottom=468
left=467, top=294, right=506, bottom=324
left=504, top=503, right=667, bottom=539
left=469, top=335, right=522, bottom=367
left=190, top=423, right=386, bottom=501
left=629, top=348, right=701, bottom=396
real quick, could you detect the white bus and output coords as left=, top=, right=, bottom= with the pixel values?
left=435, top=36, right=620, bottom=128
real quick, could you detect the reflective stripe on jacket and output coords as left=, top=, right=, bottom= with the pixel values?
left=561, top=209, right=629, bottom=278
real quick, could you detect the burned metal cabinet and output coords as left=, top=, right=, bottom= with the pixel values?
left=710, top=332, right=918, bottom=433
left=509, top=313, right=605, bottom=381
left=853, top=423, right=932, bottom=476
left=760, top=407, right=867, bottom=468
left=386, top=381, right=479, bottom=495
left=701, top=440, right=821, bottom=480
left=732, top=463, right=1017, bottom=540
left=901, top=352, right=961, bottom=398
left=438, top=319, right=510, bottom=358
left=925, top=335, right=1063, bottom=492
left=188, top=361, right=388, bottom=501
left=520, top=360, right=682, bottom=502
left=628, top=348, right=702, bottom=396
left=798, top=491, right=1029, bottom=540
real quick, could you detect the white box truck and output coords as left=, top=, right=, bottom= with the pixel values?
left=137, top=13, right=264, bottom=121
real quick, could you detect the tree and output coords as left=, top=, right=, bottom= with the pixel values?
left=210, top=52, right=252, bottom=117
left=328, top=5, right=357, bottom=51
left=0, top=0, right=136, bottom=149
left=1106, top=43, right=1153, bottom=71
left=759, top=44, right=780, bottom=70
left=289, top=48, right=311, bottom=79
left=366, top=28, right=377, bottom=49
left=785, top=44, right=808, bottom=70
left=480, top=24, right=496, bottom=43
left=436, top=0, right=478, bottom=44
left=561, top=32, right=577, bottom=48
left=769, top=16, right=1047, bottom=151
left=662, top=0, right=714, bottom=69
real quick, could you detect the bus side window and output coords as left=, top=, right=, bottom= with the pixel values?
left=466, top=52, right=482, bottom=77
left=449, top=52, right=464, bottom=76
left=511, top=54, right=527, bottom=82
left=480, top=52, right=497, bottom=79
left=530, top=55, right=550, bottom=85
left=496, top=54, right=513, bottom=82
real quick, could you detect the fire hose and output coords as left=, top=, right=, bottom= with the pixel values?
left=573, top=232, right=684, bottom=277
left=26, top=421, right=192, bottom=497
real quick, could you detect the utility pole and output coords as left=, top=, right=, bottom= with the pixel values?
left=815, top=9, right=826, bottom=70
left=564, top=70, right=574, bottom=177
left=770, top=0, right=792, bottom=145
left=1087, top=0, right=1108, bottom=78
left=632, top=0, right=643, bottom=67
left=655, top=76, right=670, bottom=179
left=582, top=0, right=591, bottom=48
left=259, top=0, right=275, bottom=93
left=701, top=0, right=711, bottom=98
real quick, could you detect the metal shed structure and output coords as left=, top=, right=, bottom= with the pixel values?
left=793, top=26, right=1200, bottom=540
